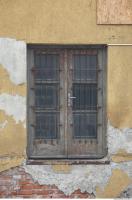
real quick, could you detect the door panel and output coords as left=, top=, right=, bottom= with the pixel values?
left=73, top=112, right=97, bottom=138
left=73, top=83, right=97, bottom=110
left=28, top=49, right=66, bottom=158
left=35, top=112, right=59, bottom=139
left=67, top=49, right=104, bottom=158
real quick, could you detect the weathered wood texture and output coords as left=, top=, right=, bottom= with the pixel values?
left=97, top=0, right=132, bottom=24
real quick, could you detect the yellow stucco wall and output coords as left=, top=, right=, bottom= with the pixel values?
left=0, top=0, right=132, bottom=198
left=108, top=46, right=132, bottom=128
left=0, top=0, right=132, bottom=44
left=0, top=0, right=132, bottom=128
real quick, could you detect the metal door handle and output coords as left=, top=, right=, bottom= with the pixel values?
left=68, top=93, right=76, bottom=106
left=69, top=96, right=76, bottom=99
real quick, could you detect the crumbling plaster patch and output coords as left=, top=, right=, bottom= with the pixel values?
left=0, top=38, right=26, bottom=85
left=0, top=38, right=26, bottom=126
left=24, top=161, right=132, bottom=196
left=23, top=122, right=132, bottom=196
left=0, top=37, right=132, bottom=197
left=119, top=184, right=132, bottom=198
left=24, top=164, right=112, bottom=195
left=96, top=168, right=131, bottom=198
left=108, top=122, right=132, bottom=154
left=0, top=93, right=26, bottom=125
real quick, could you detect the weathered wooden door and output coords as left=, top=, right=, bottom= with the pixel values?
left=28, top=46, right=106, bottom=159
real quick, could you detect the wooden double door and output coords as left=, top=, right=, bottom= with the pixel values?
left=28, top=46, right=106, bottom=159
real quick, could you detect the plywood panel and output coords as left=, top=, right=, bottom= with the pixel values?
left=97, top=0, right=132, bottom=24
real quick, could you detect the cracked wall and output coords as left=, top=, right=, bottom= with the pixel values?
left=23, top=163, right=132, bottom=197
left=0, top=38, right=26, bottom=172
left=0, top=37, right=132, bottom=198
left=0, top=0, right=132, bottom=198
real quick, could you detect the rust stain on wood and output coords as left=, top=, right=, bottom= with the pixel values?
left=97, top=0, right=132, bottom=24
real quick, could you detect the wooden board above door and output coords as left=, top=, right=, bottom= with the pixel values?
left=97, top=0, right=132, bottom=24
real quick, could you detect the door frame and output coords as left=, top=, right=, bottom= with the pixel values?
left=27, top=45, right=107, bottom=160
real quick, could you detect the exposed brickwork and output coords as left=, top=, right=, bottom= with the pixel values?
left=0, top=167, right=95, bottom=198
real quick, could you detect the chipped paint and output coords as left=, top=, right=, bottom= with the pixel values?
left=110, top=162, right=132, bottom=178
left=0, top=64, right=26, bottom=96
left=24, top=164, right=112, bottom=195
left=0, top=37, right=27, bottom=174
left=0, top=38, right=26, bottom=85
left=111, top=149, right=132, bottom=163
left=119, top=184, right=132, bottom=198
left=0, top=111, right=26, bottom=158
left=22, top=122, right=132, bottom=196
left=96, top=169, right=131, bottom=198
left=52, top=165, right=72, bottom=174
left=0, top=120, right=8, bottom=131
left=24, top=161, right=132, bottom=196
left=0, top=156, right=24, bottom=173
left=108, top=122, right=132, bottom=154
left=0, top=39, right=132, bottom=198
left=0, top=93, right=26, bottom=125
left=0, top=4, right=132, bottom=197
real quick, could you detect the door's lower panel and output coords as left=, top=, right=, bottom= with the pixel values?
left=31, top=139, right=66, bottom=158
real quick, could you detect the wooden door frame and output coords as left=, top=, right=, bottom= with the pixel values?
left=27, top=45, right=107, bottom=160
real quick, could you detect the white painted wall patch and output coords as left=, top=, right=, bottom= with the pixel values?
left=0, top=38, right=26, bottom=85
left=0, top=93, right=26, bottom=125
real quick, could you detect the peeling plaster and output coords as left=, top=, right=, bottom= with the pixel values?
left=24, top=164, right=112, bottom=195
left=111, top=149, right=132, bottom=163
left=0, top=93, right=26, bottom=125
left=96, top=168, right=131, bottom=198
left=24, top=161, right=132, bottom=196
left=0, top=2, right=131, bottom=198
left=0, top=111, right=26, bottom=157
left=23, top=122, right=132, bottom=196
left=0, top=64, right=26, bottom=97
left=0, top=38, right=26, bottom=85
left=0, top=120, right=8, bottom=131
left=0, top=156, right=24, bottom=173
left=119, top=184, right=132, bottom=198
left=108, top=122, right=132, bottom=154
left=0, top=37, right=131, bottom=197
left=111, top=162, right=132, bottom=178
